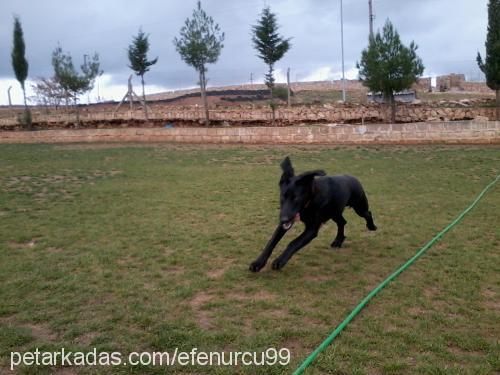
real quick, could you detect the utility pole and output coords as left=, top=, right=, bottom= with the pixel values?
left=340, top=0, right=346, bottom=102
left=368, top=0, right=374, bottom=38
left=287, top=67, right=291, bottom=107
left=250, top=72, right=253, bottom=86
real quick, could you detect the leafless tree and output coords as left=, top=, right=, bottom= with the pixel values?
left=30, top=77, right=68, bottom=112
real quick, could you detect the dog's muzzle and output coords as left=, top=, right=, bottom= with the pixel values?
left=281, top=213, right=300, bottom=230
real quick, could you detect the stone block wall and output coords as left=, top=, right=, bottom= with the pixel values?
left=1, top=121, right=498, bottom=145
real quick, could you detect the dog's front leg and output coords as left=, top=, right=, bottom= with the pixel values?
left=271, top=226, right=319, bottom=270
left=249, top=225, right=287, bottom=272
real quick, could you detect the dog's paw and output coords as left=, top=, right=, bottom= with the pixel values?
left=367, top=223, right=377, bottom=231
left=271, top=258, right=286, bottom=270
left=249, top=260, right=265, bottom=272
left=330, top=236, right=345, bottom=248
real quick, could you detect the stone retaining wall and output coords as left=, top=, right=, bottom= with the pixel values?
left=0, top=104, right=495, bottom=129
left=1, top=121, right=498, bottom=145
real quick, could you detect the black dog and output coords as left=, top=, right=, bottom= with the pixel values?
left=249, top=157, right=377, bottom=272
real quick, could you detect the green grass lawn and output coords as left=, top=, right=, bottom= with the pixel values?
left=0, top=144, right=498, bottom=374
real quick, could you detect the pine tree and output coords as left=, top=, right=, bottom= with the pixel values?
left=357, top=20, right=424, bottom=123
left=251, top=7, right=291, bottom=125
left=128, top=28, right=158, bottom=117
left=11, top=16, right=31, bottom=129
left=477, top=0, right=500, bottom=119
left=52, top=45, right=102, bottom=125
left=174, top=1, right=224, bottom=126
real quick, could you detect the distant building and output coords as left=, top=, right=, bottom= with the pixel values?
left=436, top=74, right=466, bottom=92
left=413, top=77, right=432, bottom=92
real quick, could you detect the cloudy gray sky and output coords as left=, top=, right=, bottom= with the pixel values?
left=0, top=0, right=488, bottom=104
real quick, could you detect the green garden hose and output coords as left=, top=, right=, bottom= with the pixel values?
left=293, top=174, right=500, bottom=375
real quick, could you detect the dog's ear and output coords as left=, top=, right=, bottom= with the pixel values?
left=280, top=156, right=294, bottom=185
left=296, top=170, right=326, bottom=186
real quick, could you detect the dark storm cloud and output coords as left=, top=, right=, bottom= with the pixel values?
left=0, top=0, right=488, bottom=89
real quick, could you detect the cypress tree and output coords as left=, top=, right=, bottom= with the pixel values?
left=477, top=0, right=500, bottom=119
left=252, top=7, right=291, bottom=125
left=11, top=16, right=31, bottom=128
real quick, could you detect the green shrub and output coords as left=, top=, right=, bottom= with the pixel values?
left=18, top=109, right=32, bottom=129
left=272, top=85, right=292, bottom=101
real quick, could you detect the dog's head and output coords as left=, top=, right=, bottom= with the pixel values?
left=278, top=156, right=326, bottom=230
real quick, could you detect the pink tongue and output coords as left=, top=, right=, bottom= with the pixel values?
left=295, top=213, right=300, bottom=221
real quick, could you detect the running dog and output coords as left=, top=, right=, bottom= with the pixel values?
left=249, top=156, right=377, bottom=272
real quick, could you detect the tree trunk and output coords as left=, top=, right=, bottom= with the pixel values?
left=22, top=85, right=27, bottom=109
left=7, top=86, right=12, bottom=108
left=199, top=70, right=209, bottom=126
left=266, top=64, right=276, bottom=126
left=74, top=95, right=80, bottom=128
left=389, top=94, right=396, bottom=124
left=270, top=85, right=275, bottom=125
left=496, top=89, right=500, bottom=121
left=141, top=74, right=148, bottom=121
left=22, top=84, right=32, bottom=130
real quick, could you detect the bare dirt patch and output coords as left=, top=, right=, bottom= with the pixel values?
left=423, top=285, right=442, bottom=299
left=54, top=368, right=79, bottom=375
left=407, top=306, right=427, bottom=317
left=303, top=274, right=332, bottom=282
left=1, top=170, right=123, bottom=202
left=206, top=261, right=232, bottom=279
left=206, top=268, right=227, bottom=279
left=0, top=319, right=60, bottom=343
left=27, top=323, right=57, bottom=342
left=447, top=345, right=486, bottom=359
left=227, top=289, right=276, bottom=302
left=481, top=288, right=499, bottom=311
left=164, top=266, right=185, bottom=276
left=74, top=332, right=98, bottom=346
left=189, top=291, right=215, bottom=330
left=187, top=288, right=277, bottom=331
left=8, top=239, right=38, bottom=249
left=54, top=143, right=154, bottom=150
left=47, top=246, right=65, bottom=253
left=261, top=309, right=288, bottom=318
left=283, top=338, right=305, bottom=352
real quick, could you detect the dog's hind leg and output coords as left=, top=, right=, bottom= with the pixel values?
left=249, top=225, right=287, bottom=272
left=364, top=210, right=377, bottom=231
left=331, top=214, right=347, bottom=248
left=353, top=197, right=377, bottom=231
